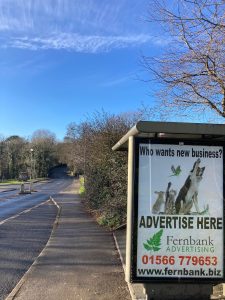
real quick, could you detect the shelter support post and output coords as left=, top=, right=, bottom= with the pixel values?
left=125, top=136, right=135, bottom=282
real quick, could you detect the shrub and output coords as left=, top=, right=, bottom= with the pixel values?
left=64, top=111, right=140, bottom=229
left=79, top=176, right=85, bottom=195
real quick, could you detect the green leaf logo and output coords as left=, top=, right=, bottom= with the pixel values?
left=143, top=229, right=163, bottom=252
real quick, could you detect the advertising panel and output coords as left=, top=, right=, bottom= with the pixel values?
left=133, top=140, right=224, bottom=282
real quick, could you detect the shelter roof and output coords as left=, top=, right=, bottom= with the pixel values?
left=112, top=121, right=225, bottom=151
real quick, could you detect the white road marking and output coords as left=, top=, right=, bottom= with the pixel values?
left=0, top=200, right=50, bottom=226
left=50, top=196, right=60, bottom=209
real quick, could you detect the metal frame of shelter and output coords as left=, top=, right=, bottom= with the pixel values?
left=112, top=121, right=225, bottom=284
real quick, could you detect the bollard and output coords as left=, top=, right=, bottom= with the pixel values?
left=20, top=183, right=25, bottom=194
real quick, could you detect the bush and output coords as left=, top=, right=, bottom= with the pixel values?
left=80, top=113, right=134, bottom=228
left=79, top=176, right=85, bottom=195
left=64, top=111, right=140, bottom=229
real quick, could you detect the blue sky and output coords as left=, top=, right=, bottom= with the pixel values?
left=0, top=0, right=171, bottom=140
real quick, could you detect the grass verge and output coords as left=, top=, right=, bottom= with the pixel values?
left=0, top=178, right=48, bottom=185
left=79, top=176, right=85, bottom=195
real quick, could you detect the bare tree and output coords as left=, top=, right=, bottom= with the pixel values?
left=63, top=122, right=86, bottom=176
left=31, top=129, right=57, bottom=177
left=0, top=131, right=60, bottom=181
left=4, top=136, right=28, bottom=179
left=143, top=0, right=225, bottom=118
left=0, top=136, right=7, bottom=180
left=62, top=111, right=142, bottom=228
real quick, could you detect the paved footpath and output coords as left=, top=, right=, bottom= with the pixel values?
left=7, top=180, right=130, bottom=300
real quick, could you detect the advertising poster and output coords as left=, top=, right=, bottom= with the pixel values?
left=136, top=142, right=224, bottom=280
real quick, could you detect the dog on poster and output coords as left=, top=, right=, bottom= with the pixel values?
left=175, top=158, right=205, bottom=214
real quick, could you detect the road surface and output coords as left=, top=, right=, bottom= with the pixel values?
left=0, top=167, right=73, bottom=300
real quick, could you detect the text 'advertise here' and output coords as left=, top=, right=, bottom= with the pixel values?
left=134, top=142, right=224, bottom=281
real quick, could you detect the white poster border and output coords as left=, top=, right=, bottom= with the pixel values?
left=131, top=138, right=225, bottom=284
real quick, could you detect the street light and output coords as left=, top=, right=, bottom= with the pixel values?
left=29, top=148, right=34, bottom=192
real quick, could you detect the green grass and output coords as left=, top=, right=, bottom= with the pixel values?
left=0, top=179, right=22, bottom=185
left=79, top=176, right=85, bottom=195
left=0, top=178, right=48, bottom=185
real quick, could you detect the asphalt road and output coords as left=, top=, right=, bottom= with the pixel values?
left=0, top=167, right=73, bottom=300
left=7, top=181, right=130, bottom=300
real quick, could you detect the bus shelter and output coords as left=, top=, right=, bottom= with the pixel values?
left=113, top=121, right=225, bottom=300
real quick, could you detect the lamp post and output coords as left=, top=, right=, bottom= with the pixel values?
left=29, top=148, right=34, bottom=193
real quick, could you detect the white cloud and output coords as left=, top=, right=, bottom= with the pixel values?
left=1, top=33, right=166, bottom=53
left=0, top=0, right=169, bottom=52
